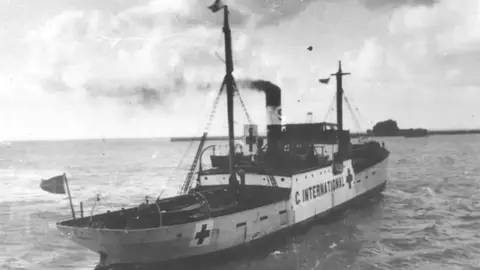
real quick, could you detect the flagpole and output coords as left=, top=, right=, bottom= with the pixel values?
left=63, top=173, right=76, bottom=220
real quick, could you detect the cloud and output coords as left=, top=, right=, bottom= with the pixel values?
left=0, top=0, right=291, bottom=140
left=21, top=0, right=268, bottom=111
left=345, top=0, right=480, bottom=88
left=359, top=0, right=438, bottom=10
left=2, top=0, right=480, bottom=140
left=232, top=0, right=319, bottom=28
left=316, top=0, right=480, bottom=131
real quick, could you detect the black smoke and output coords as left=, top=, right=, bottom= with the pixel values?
left=81, top=70, right=190, bottom=109
left=237, top=79, right=281, bottom=107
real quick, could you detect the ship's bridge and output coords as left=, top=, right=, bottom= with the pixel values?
left=279, top=122, right=349, bottom=145
left=197, top=122, right=352, bottom=176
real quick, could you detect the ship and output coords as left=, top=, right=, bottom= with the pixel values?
left=54, top=1, right=390, bottom=269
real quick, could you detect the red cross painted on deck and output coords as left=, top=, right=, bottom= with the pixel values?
left=346, top=169, right=353, bottom=189
left=194, top=224, right=211, bottom=245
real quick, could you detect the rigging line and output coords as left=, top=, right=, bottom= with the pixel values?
left=177, top=79, right=226, bottom=195
left=215, top=51, right=226, bottom=64
left=342, top=90, right=369, bottom=131
left=343, top=94, right=363, bottom=131
left=344, top=92, right=369, bottom=133
left=159, top=82, right=224, bottom=200
left=344, top=96, right=361, bottom=128
left=323, top=94, right=337, bottom=123
left=232, top=79, right=254, bottom=125
left=354, top=105, right=371, bottom=131
left=159, top=131, right=198, bottom=200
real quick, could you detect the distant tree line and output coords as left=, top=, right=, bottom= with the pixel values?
left=367, top=119, right=428, bottom=137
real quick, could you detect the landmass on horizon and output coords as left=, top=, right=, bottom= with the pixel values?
left=170, top=119, right=480, bottom=142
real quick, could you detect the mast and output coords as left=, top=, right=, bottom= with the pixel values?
left=209, top=0, right=237, bottom=187
left=331, top=61, right=350, bottom=163
left=223, top=6, right=236, bottom=181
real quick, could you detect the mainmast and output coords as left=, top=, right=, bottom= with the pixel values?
left=331, top=61, right=350, bottom=171
left=209, top=0, right=237, bottom=187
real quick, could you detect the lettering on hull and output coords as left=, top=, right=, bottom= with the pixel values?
left=295, top=175, right=346, bottom=204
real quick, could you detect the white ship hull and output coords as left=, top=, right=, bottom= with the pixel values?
left=56, top=156, right=389, bottom=268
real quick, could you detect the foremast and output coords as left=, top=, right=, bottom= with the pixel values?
left=219, top=3, right=237, bottom=187
left=177, top=1, right=252, bottom=195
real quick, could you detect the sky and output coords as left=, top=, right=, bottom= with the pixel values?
left=0, top=0, right=479, bottom=141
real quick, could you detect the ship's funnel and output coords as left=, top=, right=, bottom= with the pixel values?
left=264, top=87, right=282, bottom=126
left=237, top=79, right=282, bottom=155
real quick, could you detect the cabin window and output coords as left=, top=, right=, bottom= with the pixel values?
left=281, top=178, right=285, bottom=182
left=204, top=177, right=208, bottom=180
left=311, top=174, right=314, bottom=178
left=305, top=175, right=307, bottom=179
left=236, top=222, right=247, bottom=228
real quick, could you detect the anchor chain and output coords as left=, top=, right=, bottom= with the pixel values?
left=177, top=80, right=226, bottom=195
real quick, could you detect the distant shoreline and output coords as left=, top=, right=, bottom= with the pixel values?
left=3, top=129, right=479, bottom=143
left=169, top=129, right=480, bottom=142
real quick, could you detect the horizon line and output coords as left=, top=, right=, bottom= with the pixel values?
left=3, top=127, right=480, bottom=143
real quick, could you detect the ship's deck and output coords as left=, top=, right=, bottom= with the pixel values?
left=58, top=142, right=388, bottom=231
left=58, top=185, right=290, bottom=230
left=201, top=141, right=389, bottom=177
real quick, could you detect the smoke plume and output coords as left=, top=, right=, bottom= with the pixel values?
left=237, top=79, right=282, bottom=107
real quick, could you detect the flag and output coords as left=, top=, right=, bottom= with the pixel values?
left=208, top=0, right=225, bottom=12
left=40, top=174, right=66, bottom=194
left=319, top=77, right=331, bottom=84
